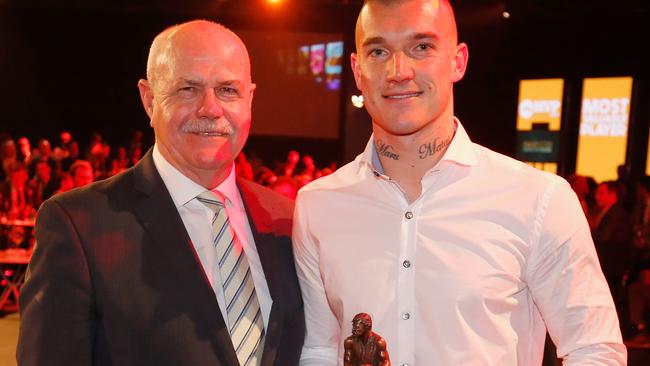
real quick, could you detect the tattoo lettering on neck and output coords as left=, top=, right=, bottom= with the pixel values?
left=418, top=136, right=452, bottom=159
left=376, top=139, right=400, bottom=161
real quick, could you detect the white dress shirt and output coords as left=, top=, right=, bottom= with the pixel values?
left=152, top=145, right=272, bottom=330
left=293, top=120, right=626, bottom=365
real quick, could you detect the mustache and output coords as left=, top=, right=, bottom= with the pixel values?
left=180, top=119, right=233, bottom=135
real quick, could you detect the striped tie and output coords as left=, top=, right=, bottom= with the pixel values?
left=197, top=191, right=265, bottom=366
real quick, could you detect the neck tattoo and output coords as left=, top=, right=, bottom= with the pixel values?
left=376, top=139, right=400, bottom=161
left=418, top=135, right=453, bottom=160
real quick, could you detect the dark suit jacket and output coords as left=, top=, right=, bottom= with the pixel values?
left=17, top=150, right=305, bottom=365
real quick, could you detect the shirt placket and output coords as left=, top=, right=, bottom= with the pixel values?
left=396, top=188, right=421, bottom=366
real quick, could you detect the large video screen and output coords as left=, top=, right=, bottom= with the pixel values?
left=238, top=31, right=344, bottom=139
left=576, top=77, right=633, bottom=182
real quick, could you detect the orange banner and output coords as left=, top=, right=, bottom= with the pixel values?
left=576, top=77, right=633, bottom=182
left=516, top=78, right=564, bottom=173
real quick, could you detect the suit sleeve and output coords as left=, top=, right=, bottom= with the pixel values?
left=526, top=180, right=627, bottom=365
left=17, top=198, right=95, bottom=366
left=292, top=191, right=339, bottom=366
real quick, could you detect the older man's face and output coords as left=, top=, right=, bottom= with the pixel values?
left=141, top=24, right=255, bottom=185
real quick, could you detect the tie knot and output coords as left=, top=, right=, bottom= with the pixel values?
left=197, top=190, right=225, bottom=213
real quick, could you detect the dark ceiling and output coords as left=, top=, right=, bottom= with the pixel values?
left=1, top=0, right=649, bottom=166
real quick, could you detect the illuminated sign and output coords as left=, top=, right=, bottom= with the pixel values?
left=576, top=77, right=633, bottom=182
left=516, top=79, right=564, bottom=173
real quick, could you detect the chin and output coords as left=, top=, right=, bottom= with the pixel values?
left=381, top=120, right=429, bottom=136
left=194, top=149, right=235, bottom=167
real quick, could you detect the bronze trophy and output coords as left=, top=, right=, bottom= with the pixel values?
left=343, top=313, right=391, bottom=366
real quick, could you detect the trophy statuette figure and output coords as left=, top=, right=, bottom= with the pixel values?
left=343, top=313, right=390, bottom=366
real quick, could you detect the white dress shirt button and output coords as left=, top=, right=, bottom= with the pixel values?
left=402, top=260, right=411, bottom=268
left=402, top=363, right=410, bottom=366
left=401, top=312, right=410, bottom=320
left=405, top=211, right=413, bottom=219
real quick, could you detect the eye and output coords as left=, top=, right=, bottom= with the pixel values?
left=177, top=86, right=198, bottom=95
left=368, top=48, right=387, bottom=58
left=217, top=86, right=241, bottom=98
left=414, top=43, right=433, bottom=52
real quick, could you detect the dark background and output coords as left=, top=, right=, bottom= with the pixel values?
left=1, top=0, right=649, bottom=174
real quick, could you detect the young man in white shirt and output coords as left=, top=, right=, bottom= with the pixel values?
left=293, top=0, right=626, bottom=365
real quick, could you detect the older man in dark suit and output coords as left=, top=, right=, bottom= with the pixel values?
left=17, top=20, right=304, bottom=366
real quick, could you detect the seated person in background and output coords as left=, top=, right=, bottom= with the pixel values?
left=52, top=172, right=74, bottom=196
left=567, top=173, right=590, bottom=215
left=271, top=176, right=298, bottom=200
left=235, top=151, right=254, bottom=180
left=591, top=181, right=635, bottom=296
left=255, top=166, right=278, bottom=187
left=278, top=150, right=300, bottom=178
left=28, top=160, right=58, bottom=207
left=626, top=251, right=650, bottom=346
left=69, top=159, right=95, bottom=188
left=1, top=225, right=30, bottom=250
left=626, top=175, right=650, bottom=346
left=0, top=162, right=36, bottom=220
left=29, top=138, right=59, bottom=178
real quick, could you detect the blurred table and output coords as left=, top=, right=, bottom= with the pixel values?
left=0, top=217, right=35, bottom=227
left=0, top=249, right=32, bottom=312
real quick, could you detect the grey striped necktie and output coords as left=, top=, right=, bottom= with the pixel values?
left=197, top=191, right=265, bottom=366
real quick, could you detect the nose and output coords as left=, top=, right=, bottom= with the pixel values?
left=197, top=89, right=224, bottom=119
left=387, top=51, right=414, bottom=83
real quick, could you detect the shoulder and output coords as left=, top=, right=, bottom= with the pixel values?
left=237, top=178, right=294, bottom=236
left=344, top=337, right=355, bottom=348
left=42, top=166, right=136, bottom=215
left=471, top=142, right=568, bottom=194
left=374, top=334, right=387, bottom=349
left=299, top=156, right=364, bottom=194
left=237, top=178, right=294, bottom=215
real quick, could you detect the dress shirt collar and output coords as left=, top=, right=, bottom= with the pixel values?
left=152, top=144, right=239, bottom=208
left=360, top=117, right=479, bottom=175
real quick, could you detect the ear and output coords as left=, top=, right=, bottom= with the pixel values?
left=350, top=52, right=362, bottom=90
left=451, top=42, right=469, bottom=82
left=137, top=79, right=155, bottom=121
left=248, top=83, right=257, bottom=108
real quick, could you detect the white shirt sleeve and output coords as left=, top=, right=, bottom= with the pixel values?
left=293, top=192, right=340, bottom=366
left=526, top=180, right=627, bottom=365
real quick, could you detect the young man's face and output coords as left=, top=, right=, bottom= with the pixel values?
left=351, top=0, right=467, bottom=137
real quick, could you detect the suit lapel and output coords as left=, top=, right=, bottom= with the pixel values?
left=132, top=150, right=240, bottom=365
